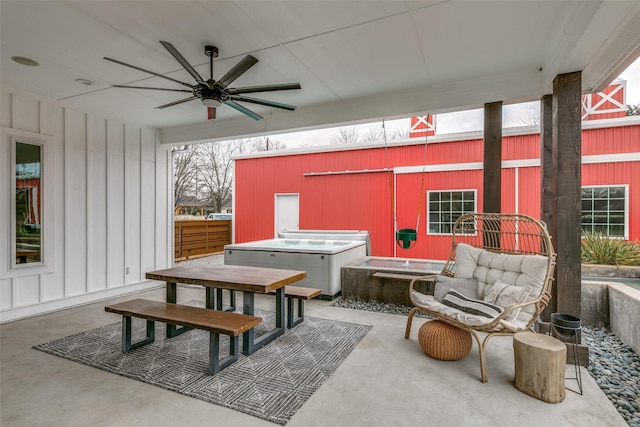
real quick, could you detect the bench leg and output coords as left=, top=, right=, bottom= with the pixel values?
left=122, top=316, right=155, bottom=353
left=287, top=298, right=305, bottom=328
left=209, top=332, right=239, bottom=374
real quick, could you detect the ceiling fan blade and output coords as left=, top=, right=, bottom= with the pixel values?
left=226, top=83, right=301, bottom=95
left=112, top=85, right=192, bottom=93
left=156, top=96, right=198, bottom=109
left=230, top=95, right=296, bottom=111
left=159, top=41, right=205, bottom=85
left=215, top=55, right=258, bottom=89
left=104, top=57, right=194, bottom=88
left=207, top=107, right=216, bottom=120
left=224, top=100, right=262, bottom=120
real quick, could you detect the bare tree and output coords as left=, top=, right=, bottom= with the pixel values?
left=361, top=125, right=384, bottom=142
left=387, top=127, right=410, bottom=140
left=196, top=140, right=244, bottom=213
left=173, top=147, right=199, bottom=208
left=195, top=137, right=288, bottom=213
left=330, top=127, right=360, bottom=145
left=249, top=136, right=287, bottom=151
left=627, top=104, right=640, bottom=116
left=518, top=114, right=540, bottom=126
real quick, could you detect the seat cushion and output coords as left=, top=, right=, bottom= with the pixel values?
left=410, top=290, right=529, bottom=330
left=433, top=275, right=478, bottom=302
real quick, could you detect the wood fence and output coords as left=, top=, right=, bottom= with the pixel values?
left=174, top=220, right=231, bottom=261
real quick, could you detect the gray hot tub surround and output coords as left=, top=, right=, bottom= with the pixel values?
left=341, top=256, right=444, bottom=306
left=224, top=238, right=367, bottom=299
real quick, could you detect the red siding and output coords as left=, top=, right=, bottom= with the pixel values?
left=583, top=125, right=640, bottom=155
left=234, top=122, right=640, bottom=260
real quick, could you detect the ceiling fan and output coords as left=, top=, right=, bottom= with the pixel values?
left=104, top=41, right=301, bottom=120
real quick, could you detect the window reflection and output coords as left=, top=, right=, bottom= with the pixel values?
left=15, top=142, right=42, bottom=264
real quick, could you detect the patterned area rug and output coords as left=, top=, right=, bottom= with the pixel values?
left=34, top=303, right=371, bottom=425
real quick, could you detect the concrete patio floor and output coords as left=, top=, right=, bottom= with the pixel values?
left=0, top=284, right=627, bottom=427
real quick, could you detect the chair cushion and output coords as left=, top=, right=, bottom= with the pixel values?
left=483, top=279, right=532, bottom=320
left=441, top=290, right=504, bottom=319
left=433, top=275, right=478, bottom=302
left=410, top=290, right=529, bottom=330
left=453, top=243, right=548, bottom=324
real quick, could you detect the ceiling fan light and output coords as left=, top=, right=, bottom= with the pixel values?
left=201, top=98, right=221, bottom=108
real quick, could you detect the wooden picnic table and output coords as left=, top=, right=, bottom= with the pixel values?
left=145, top=265, right=306, bottom=355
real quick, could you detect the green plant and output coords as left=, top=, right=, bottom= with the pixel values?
left=581, top=231, right=640, bottom=266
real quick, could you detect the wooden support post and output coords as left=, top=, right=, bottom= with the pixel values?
left=514, top=332, right=566, bottom=403
left=552, top=71, right=582, bottom=320
left=540, top=94, right=556, bottom=318
left=483, top=101, right=503, bottom=215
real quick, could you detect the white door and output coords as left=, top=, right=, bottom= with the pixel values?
left=274, top=194, right=299, bottom=237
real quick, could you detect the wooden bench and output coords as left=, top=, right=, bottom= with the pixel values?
left=269, top=286, right=321, bottom=328
left=104, top=299, right=261, bottom=374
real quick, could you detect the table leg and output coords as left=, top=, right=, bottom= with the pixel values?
left=242, top=292, right=255, bottom=355
left=166, top=281, right=177, bottom=303
left=206, top=287, right=215, bottom=309
left=216, top=288, right=223, bottom=310
left=165, top=281, right=191, bottom=338
left=242, top=288, right=285, bottom=356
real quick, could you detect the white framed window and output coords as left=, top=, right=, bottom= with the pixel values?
left=2, top=128, right=52, bottom=273
left=427, top=190, right=477, bottom=235
left=581, top=185, right=628, bottom=238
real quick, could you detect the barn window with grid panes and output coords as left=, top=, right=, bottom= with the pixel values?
left=581, top=186, right=627, bottom=238
left=427, top=190, right=476, bottom=234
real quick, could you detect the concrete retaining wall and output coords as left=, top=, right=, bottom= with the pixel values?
left=582, top=281, right=609, bottom=328
left=608, top=283, right=640, bottom=354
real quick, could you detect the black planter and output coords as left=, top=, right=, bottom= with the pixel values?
left=550, top=313, right=581, bottom=339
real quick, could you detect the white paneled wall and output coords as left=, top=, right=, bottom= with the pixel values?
left=0, top=86, right=172, bottom=322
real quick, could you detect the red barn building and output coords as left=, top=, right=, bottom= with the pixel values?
left=232, top=83, right=640, bottom=260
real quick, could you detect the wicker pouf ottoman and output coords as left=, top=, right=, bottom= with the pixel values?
left=418, top=320, right=472, bottom=361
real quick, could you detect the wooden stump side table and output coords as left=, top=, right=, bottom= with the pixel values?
left=513, top=332, right=566, bottom=403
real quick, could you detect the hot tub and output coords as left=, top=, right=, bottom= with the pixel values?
left=224, top=238, right=367, bottom=299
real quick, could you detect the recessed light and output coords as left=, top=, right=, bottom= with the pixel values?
left=11, top=56, right=39, bottom=67
left=75, top=78, right=95, bottom=86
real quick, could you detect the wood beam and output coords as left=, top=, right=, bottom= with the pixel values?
left=483, top=101, right=502, bottom=214
left=552, top=71, right=582, bottom=320
left=540, top=94, right=556, bottom=318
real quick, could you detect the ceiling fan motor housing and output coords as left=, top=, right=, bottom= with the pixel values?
left=204, top=45, right=219, bottom=58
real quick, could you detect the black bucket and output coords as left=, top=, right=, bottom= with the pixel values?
left=550, top=313, right=581, bottom=340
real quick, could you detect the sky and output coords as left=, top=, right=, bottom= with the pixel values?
left=271, top=56, right=640, bottom=148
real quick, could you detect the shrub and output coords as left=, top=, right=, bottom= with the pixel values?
left=581, top=231, right=640, bottom=266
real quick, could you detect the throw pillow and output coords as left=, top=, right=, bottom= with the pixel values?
left=441, top=290, right=503, bottom=319
left=433, top=275, right=478, bottom=302
left=483, top=280, right=532, bottom=320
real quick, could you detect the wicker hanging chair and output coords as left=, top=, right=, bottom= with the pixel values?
left=405, top=212, right=556, bottom=382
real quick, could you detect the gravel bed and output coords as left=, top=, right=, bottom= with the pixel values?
left=333, top=298, right=640, bottom=426
left=583, top=327, right=640, bottom=426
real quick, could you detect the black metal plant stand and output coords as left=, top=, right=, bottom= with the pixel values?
left=549, top=313, right=583, bottom=395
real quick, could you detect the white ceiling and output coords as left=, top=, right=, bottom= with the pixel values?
left=2, top=1, right=640, bottom=145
